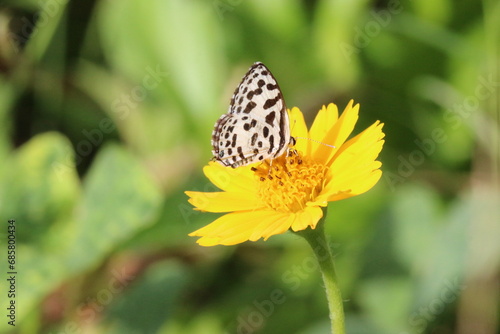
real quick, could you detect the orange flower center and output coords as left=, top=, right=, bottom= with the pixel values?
left=253, top=151, right=329, bottom=213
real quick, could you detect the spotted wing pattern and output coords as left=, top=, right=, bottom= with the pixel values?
left=212, top=62, right=291, bottom=168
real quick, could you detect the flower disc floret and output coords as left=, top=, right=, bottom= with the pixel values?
left=254, top=151, right=329, bottom=213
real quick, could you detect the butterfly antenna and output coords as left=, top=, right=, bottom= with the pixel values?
left=290, top=119, right=335, bottom=148
left=294, top=137, right=336, bottom=148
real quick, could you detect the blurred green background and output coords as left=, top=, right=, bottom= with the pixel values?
left=0, top=0, right=498, bottom=333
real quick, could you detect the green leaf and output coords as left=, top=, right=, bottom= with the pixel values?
left=391, top=183, right=441, bottom=270
left=96, top=0, right=224, bottom=123
left=0, top=132, right=79, bottom=243
left=22, top=0, right=68, bottom=62
left=391, top=184, right=468, bottom=303
left=0, top=132, right=79, bottom=332
left=104, top=260, right=188, bottom=334
left=60, top=143, right=163, bottom=271
left=356, top=277, right=413, bottom=332
left=6, top=141, right=163, bottom=329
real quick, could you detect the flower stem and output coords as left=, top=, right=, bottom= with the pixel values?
left=295, top=209, right=345, bottom=334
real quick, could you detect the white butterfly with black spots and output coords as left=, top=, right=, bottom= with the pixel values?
left=212, top=62, right=294, bottom=168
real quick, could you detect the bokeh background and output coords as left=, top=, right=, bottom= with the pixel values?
left=0, top=0, right=498, bottom=333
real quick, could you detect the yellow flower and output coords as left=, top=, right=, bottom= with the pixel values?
left=187, top=100, right=385, bottom=246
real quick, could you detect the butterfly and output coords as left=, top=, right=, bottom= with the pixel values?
left=211, top=62, right=294, bottom=168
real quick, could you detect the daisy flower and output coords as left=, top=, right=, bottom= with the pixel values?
left=186, top=100, right=385, bottom=246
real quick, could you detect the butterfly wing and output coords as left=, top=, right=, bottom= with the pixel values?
left=212, top=62, right=291, bottom=168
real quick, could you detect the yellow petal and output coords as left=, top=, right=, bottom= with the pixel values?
left=309, top=103, right=339, bottom=153
left=330, top=121, right=385, bottom=165
left=291, top=206, right=324, bottom=231
left=328, top=122, right=384, bottom=175
left=312, top=100, right=359, bottom=165
left=189, top=210, right=288, bottom=246
left=326, top=161, right=382, bottom=195
left=328, top=169, right=382, bottom=201
left=195, top=237, right=221, bottom=247
left=186, top=190, right=263, bottom=213
left=289, top=107, right=310, bottom=154
left=203, top=161, right=256, bottom=193
left=320, top=121, right=385, bottom=200
left=250, top=213, right=294, bottom=241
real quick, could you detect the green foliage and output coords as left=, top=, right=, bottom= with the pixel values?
left=0, top=0, right=497, bottom=333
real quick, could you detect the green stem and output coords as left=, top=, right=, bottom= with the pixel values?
left=295, top=208, right=345, bottom=334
